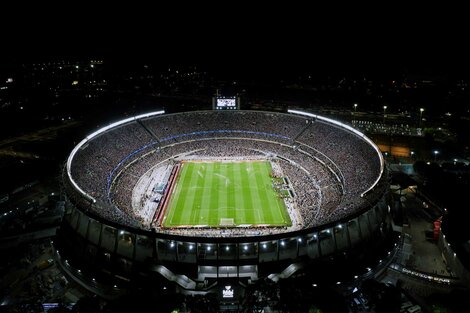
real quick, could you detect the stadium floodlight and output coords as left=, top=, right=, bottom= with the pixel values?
left=66, top=110, right=164, bottom=203
left=288, top=109, right=384, bottom=197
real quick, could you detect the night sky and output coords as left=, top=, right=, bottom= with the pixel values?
left=2, top=4, right=470, bottom=79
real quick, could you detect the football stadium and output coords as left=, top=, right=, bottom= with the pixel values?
left=56, top=109, right=394, bottom=294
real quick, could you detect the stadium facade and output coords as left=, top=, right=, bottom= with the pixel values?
left=56, top=109, right=394, bottom=292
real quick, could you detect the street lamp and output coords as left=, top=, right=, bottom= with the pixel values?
left=419, top=108, right=424, bottom=128
left=383, top=105, right=387, bottom=123
left=410, top=151, right=415, bottom=158
left=353, top=103, right=358, bottom=114
left=433, top=150, right=439, bottom=162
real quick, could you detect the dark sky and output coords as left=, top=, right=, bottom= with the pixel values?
left=1, top=4, right=470, bottom=78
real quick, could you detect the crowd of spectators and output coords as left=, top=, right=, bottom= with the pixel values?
left=67, top=110, right=385, bottom=234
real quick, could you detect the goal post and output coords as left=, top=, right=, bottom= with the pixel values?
left=219, top=218, right=235, bottom=227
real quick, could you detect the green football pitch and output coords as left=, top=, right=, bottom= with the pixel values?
left=161, top=160, right=291, bottom=228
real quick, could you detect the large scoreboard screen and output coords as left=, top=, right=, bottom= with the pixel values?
left=213, top=96, right=240, bottom=110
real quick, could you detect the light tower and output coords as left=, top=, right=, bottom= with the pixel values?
left=419, top=108, right=424, bottom=128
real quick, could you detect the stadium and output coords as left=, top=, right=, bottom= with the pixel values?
left=56, top=109, right=394, bottom=295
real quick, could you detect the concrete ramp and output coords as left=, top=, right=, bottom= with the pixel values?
left=152, top=265, right=197, bottom=290
left=267, top=262, right=304, bottom=282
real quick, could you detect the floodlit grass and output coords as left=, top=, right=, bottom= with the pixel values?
left=162, top=160, right=291, bottom=228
